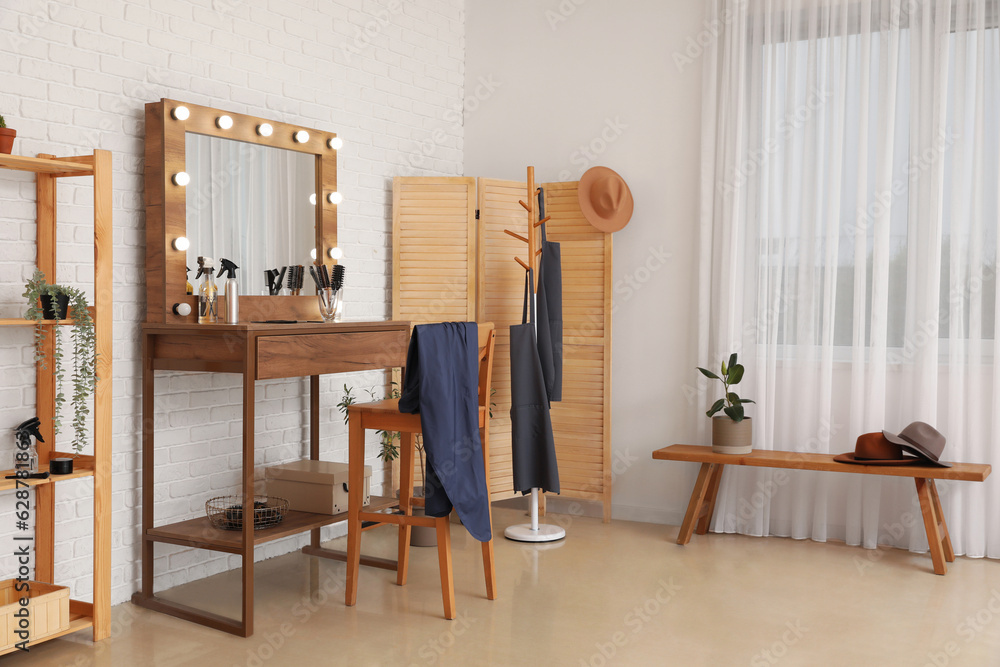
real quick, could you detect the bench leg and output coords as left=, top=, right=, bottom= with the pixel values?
left=695, top=464, right=725, bottom=535
left=915, top=477, right=950, bottom=575
left=677, top=463, right=718, bottom=545
left=927, top=479, right=955, bottom=562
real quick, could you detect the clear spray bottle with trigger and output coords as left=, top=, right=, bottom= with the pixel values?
left=196, top=256, right=218, bottom=324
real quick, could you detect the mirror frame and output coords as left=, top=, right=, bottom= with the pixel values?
left=144, top=98, right=339, bottom=323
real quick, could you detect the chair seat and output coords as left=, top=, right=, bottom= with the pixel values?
left=349, top=398, right=488, bottom=428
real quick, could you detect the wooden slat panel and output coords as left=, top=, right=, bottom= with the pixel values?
left=392, top=177, right=477, bottom=324
left=478, top=178, right=530, bottom=501
left=543, top=181, right=612, bottom=520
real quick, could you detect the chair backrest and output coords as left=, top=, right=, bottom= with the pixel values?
left=476, top=323, right=496, bottom=410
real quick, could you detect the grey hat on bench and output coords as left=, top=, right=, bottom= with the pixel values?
left=883, top=421, right=951, bottom=468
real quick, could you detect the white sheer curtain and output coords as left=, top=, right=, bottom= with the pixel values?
left=699, top=0, right=1000, bottom=557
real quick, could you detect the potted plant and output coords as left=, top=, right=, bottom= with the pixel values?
left=23, top=269, right=98, bottom=454
left=697, top=352, right=755, bottom=454
left=0, top=115, right=15, bottom=155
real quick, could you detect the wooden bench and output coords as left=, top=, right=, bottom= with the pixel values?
left=652, top=444, right=992, bottom=575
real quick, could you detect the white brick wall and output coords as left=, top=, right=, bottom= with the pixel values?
left=0, top=0, right=465, bottom=606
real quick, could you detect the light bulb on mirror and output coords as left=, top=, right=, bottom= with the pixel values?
left=216, top=115, right=234, bottom=130
left=327, top=192, right=342, bottom=205
left=294, top=130, right=310, bottom=143
left=172, top=172, right=190, bottom=186
left=309, top=194, right=317, bottom=206
left=172, top=236, right=190, bottom=251
left=328, top=137, right=343, bottom=150
left=171, top=106, right=190, bottom=121
left=172, top=303, right=192, bottom=316
left=329, top=247, right=343, bottom=260
left=257, top=123, right=273, bottom=137
left=310, top=248, right=317, bottom=260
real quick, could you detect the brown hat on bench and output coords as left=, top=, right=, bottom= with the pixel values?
left=834, top=433, right=923, bottom=465
left=883, top=421, right=951, bottom=468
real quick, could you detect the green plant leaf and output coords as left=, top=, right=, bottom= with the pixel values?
left=727, top=392, right=740, bottom=406
left=727, top=364, right=744, bottom=385
left=740, top=399, right=755, bottom=404
left=706, top=398, right=725, bottom=418
left=728, top=353, right=737, bottom=371
left=697, top=367, right=720, bottom=381
left=724, top=404, right=745, bottom=422
left=720, top=360, right=727, bottom=376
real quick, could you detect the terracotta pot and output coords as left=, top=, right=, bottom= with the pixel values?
left=711, top=416, right=752, bottom=454
left=40, top=293, right=69, bottom=320
left=0, top=128, right=15, bottom=155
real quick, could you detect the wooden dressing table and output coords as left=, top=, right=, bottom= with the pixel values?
left=132, top=320, right=409, bottom=636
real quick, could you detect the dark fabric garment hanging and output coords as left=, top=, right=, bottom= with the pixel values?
left=534, top=189, right=563, bottom=402
left=510, top=269, right=560, bottom=495
left=398, top=322, right=492, bottom=542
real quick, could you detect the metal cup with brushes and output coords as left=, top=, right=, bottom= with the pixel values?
left=314, top=263, right=345, bottom=323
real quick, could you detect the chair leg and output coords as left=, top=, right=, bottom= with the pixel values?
left=481, top=540, right=496, bottom=600
left=397, top=431, right=415, bottom=587
left=479, top=424, right=496, bottom=600
left=436, top=517, right=456, bottom=620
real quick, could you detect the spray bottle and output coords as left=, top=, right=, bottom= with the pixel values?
left=219, top=258, right=240, bottom=324
left=196, top=256, right=218, bottom=323
left=185, top=266, right=194, bottom=295
left=14, top=417, right=43, bottom=474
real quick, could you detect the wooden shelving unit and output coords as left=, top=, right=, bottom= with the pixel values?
left=0, top=151, right=112, bottom=651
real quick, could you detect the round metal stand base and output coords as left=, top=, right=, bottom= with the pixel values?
left=504, top=523, right=566, bottom=542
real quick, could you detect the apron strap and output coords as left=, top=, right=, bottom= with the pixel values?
left=522, top=268, right=534, bottom=325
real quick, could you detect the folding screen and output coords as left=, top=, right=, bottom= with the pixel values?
left=392, top=176, right=612, bottom=521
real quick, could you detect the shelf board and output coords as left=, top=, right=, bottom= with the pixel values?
left=145, top=496, right=398, bottom=554
left=0, top=610, right=93, bottom=657
left=0, top=318, right=74, bottom=327
left=0, top=154, right=94, bottom=176
left=0, top=465, right=94, bottom=492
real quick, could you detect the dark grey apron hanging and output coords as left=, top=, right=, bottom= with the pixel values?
left=510, top=268, right=560, bottom=494
left=535, top=188, right=563, bottom=402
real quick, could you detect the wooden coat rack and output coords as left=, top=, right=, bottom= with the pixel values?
left=504, top=166, right=550, bottom=287
left=502, top=166, right=566, bottom=544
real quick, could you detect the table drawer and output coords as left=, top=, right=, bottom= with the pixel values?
left=256, top=330, right=408, bottom=379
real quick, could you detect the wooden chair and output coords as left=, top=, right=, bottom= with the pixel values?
left=345, top=323, right=497, bottom=619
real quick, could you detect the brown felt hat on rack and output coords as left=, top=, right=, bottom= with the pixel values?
left=578, top=166, right=634, bottom=233
left=834, top=432, right=924, bottom=465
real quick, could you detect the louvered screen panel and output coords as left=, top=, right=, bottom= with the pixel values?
left=391, top=177, right=477, bottom=492
left=392, top=177, right=477, bottom=323
left=477, top=178, right=529, bottom=502
left=542, top=181, right=612, bottom=518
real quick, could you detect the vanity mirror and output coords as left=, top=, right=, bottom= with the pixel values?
left=144, top=98, right=340, bottom=322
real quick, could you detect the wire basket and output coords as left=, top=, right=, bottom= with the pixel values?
left=205, top=495, right=289, bottom=531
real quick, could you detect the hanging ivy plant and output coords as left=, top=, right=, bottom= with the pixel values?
left=23, top=269, right=98, bottom=453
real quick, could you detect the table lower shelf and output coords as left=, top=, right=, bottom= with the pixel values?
left=0, top=608, right=93, bottom=657
left=145, top=496, right=397, bottom=554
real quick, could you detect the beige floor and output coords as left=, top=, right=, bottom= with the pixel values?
left=17, top=506, right=1000, bottom=666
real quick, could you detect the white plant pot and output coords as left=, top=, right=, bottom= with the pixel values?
left=711, top=417, right=752, bottom=454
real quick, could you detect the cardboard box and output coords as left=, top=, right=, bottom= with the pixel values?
left=0, top=580, right=69, bottom=651
left=265, top=460, right=370, bottom=515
